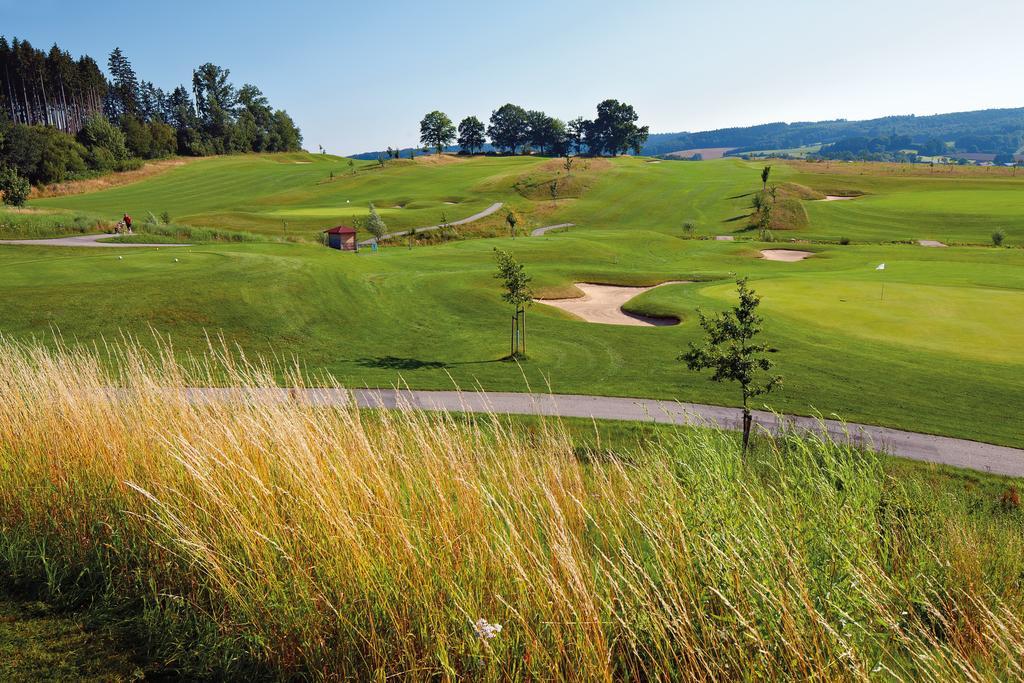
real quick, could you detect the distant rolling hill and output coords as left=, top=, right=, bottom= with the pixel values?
left=644, top=107, right=1024, bottom=157
left=350, top=107, right=1024, bottom=161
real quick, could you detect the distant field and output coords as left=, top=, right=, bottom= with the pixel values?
left=743, top=144, right=822, bottom=158
left=665, top=147, right=736, bottom=159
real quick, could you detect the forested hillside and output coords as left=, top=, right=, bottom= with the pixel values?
left=643, top=107, right=1024, bottom=158
left=0, top=36, right=302, bottom=193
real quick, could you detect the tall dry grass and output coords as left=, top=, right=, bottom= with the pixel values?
left=0, top=339, right=1022, bottom=680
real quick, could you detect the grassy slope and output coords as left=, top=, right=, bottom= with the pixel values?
left=3, top=154, right=1022, bottom=446
left=34, top=152, right=552, bottom=238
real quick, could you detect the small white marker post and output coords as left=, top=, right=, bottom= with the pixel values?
left=876, top=263, right=886, bottom=300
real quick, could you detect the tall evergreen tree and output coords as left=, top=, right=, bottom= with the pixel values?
left=106, top=47, right=139, bottom=119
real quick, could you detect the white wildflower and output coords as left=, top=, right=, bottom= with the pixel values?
left=473, top=618, right=502, bottom=640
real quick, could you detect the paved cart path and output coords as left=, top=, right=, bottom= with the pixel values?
left=0, top=234, right=189, bottom=248
left=358, top=202, right=504, bottom=246
left=159, top=387, right=1024, bottom=478
left=531, top=223, right=575, bottom=236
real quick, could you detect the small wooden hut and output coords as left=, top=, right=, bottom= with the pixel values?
left=323, top=225, right=358, bottom=251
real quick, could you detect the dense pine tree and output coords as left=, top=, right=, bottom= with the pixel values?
left=106, top=47, right=139, bottom=119
left=0, top=36, right=304, bottom=186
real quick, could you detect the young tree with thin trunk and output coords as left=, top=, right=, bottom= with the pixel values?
left=761, top=165, right=771, bottom=190
left=494, top=249, right=533, bottom=359
left=758, top=202, right=772, bottom=241
left=506, top=211, right=518, bottom=239
left=680, top=278, right=781, bottom=454
left=366, top=203, right=387, bottom=241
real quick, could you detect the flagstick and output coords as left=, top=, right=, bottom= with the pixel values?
left=880, top=280, right=885, bottom=301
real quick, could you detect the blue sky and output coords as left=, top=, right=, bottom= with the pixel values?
left=4, top=0, right=1022, bottom=154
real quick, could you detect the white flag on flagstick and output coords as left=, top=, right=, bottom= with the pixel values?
left=876, top=263, right=886, bottom=270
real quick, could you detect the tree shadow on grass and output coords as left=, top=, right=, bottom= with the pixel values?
left=355, top=356, right=450, bottom=370
left=723, top=213, right=752, bottom=223
left=352, top=356, right=506, bottom=371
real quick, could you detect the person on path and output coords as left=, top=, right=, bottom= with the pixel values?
left=123, top=213, right=133, bottom=233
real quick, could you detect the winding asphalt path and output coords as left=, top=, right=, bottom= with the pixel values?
left=531, top=222, right=575, bottom=237
left=0, top=234, right=189, bottom=248
left=358, top=202, right=504, bottom=246
left=170, top=387, right=1024, bottom=478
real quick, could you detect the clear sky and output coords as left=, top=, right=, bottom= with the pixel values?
left=4, top=0, right=1022, bottom=155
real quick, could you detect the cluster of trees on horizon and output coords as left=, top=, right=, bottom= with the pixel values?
left=0, top=36, right=302, bottom=190
left=416, top=100, right=649, bottom=158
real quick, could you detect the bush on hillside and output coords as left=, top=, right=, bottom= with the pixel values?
left=992, top=230, right=1005, bottom=247
left=78, top=114, right=129, bottom=163
left=121, top=116, right=177, bottom=160
left=0, top=166, right=31, bottom=206
left=0, top=121, right=89, bottom=184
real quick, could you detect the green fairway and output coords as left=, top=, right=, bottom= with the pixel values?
left=0, top=233, right=1021, bottom=447
left=4, top=153, right=1023, bottom=448
left=790, top=165, right=1024, bottom=245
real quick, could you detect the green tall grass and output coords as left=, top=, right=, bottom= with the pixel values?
left=0, top=340, right=1022, bottom=679
left=0, top=207, right=106, bottom=239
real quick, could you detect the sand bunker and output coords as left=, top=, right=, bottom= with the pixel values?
left=760, top=249, right=814, bottom=262
left=918, top=240, right=947, bottom=247
left=715, top=235, right=735, bottom=241
left=821, top=195, right=857, bottom=201
left=537, top=282, right=685, bottom=327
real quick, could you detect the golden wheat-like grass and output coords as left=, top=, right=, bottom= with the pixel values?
left=0, top=339, right=1022, bottom=680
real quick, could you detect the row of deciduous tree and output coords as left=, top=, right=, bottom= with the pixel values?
left=0, top=37, right=302, bottom=186
left=419, top=100, right=649, bottom=157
